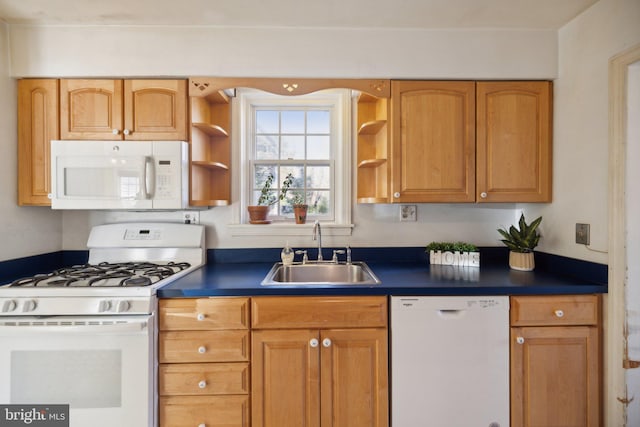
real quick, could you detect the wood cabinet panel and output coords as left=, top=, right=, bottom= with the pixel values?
left=320, top=328, right=388, bottom=427
left=511, top=294, right=599, bottom=326
left=159, top=395, right=249, bottom=427
left=391, top=80, right=476, bottom=202
left=510, top=326, right=600, bottom=427
left=159, top=330, right=249, bottom=363
left=18, top=79, right=59, bottom=205
left=251, top=296, right=387, bottom=329
left=476, top=81, right=552, bottom=202
left=159, top=362, right=249, bottom=396
left=159, top=297, right=249, bottom=331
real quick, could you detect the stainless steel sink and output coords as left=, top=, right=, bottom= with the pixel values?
left=261, top=261, right=381, bottom=286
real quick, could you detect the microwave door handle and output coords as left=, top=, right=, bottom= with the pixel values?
left=143, top=156, right=154, bottom=199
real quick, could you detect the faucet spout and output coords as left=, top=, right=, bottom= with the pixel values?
left=313, top=220, right=323, bottom=261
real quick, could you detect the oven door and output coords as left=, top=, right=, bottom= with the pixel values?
left=0, top=315, right=155, bottom=427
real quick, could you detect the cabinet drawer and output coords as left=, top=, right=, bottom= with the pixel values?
left=160, top=395, right=249, bottom=427
left=159, top=363, right=249, bottom=396
left=159, top=297, right=249, bottom=331
left=159, top=330, right=249, bottom=363
left=251, top=296, right=387, bottom=329
left=510, top=295, right=600, bottom=326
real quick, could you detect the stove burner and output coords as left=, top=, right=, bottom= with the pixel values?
left=9, top=261, right=191, bottom=288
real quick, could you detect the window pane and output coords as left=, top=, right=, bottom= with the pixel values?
left=308, top=191, right=330, bottom=214
left=307, top=166, right=331, bottom=188
left=281, top=111, right=305, bottom=133
left=256, top=110, right=279, bottom=133
left=256, top=135, right=278, bottom=160
left=307, top=110, right=330, bottom=133
left=307, top=136, right=330, bottom=159
left=281, top=136, right=305, bottom=159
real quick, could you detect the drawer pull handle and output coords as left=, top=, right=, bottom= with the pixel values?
left=196, top=313, right=206, bottom=321
left=198, top=424, right=206, bottom=427
left=198, top=380, right=207, bottom=389
left=309, top=338, right=319, bottom=348
left=516, top=336, right=525, bottom=345
left=198, top=346, right=207, bottom=354
left=555, top=310, right=564, bottom=318
left=322, top=338, right=332, bottom=348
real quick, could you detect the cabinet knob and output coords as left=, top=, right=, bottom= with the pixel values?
left=196, top=313, right=206, bottom=321
left=198, top=424, right=206, bottom=427
left=322, top=338, right=332, bottom=348
left=480, top=192, right=488, bottom=198
left=198, top=380, right=207, bottom=389
left=516, top=336, right=525, bottom=345
left=112, top=129, right=120, bottom=135
left=309, top=338, right=319, bottom=348
left=555, top=309, right=564, bottom=318
left=394, top=192, right=401, bottom=198
left=198, top=346, right=207, bottom=354
left=123, top=129, right=131, bottom=135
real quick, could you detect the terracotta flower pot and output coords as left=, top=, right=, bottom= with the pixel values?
left=247, top=205, right=271, bottom=224
left=509, top=251, right=535, bottom=271
left=293, top=204, right=308, bottom=224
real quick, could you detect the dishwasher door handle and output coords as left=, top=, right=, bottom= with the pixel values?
left=437, top=309, right=466, bottom=319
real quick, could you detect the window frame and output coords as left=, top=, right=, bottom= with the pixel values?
left=229, top=88, right=353, bottom=237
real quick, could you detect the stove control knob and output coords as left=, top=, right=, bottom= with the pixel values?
left=2, top=299, right=18, bottom=313
left=98, top=300, right=113, bottom=312
left=22, top=299, right=38, bottom=313
left=116, top=300, right=131, bottom=313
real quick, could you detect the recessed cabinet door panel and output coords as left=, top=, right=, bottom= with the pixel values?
left=124, top=79, right=187, bottom=140
left=60, top=79, right=123, bottom=140
left=476, top=81, right=552, bottom=202
left=391, top=80, right=476, bottom=202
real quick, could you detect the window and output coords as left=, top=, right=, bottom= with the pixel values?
left=232, top=89, right=352, bottom=234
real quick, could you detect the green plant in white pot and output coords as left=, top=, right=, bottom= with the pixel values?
left=497, top=213, right=542, bottom=271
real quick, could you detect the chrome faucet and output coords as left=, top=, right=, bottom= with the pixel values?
left=313, top=220, right=323, bottom=261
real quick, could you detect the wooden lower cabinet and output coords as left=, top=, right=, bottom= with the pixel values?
left=251, top=296, right=389, bottom=427
left=158, top=298, right=250, bottom=427
left=510, top=295, right=601, bottom=427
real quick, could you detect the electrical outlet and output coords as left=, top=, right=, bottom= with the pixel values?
left=400, top=205, right=417, bottom=222
left=576, top=223, right=590, bottom=245
left=182, top=211, right=200, bottom=225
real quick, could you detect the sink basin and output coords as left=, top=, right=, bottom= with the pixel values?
left=261, top=261, right=381, bottom=286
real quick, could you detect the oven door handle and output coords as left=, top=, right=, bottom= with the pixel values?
left=0, top=319, right=149, bottom=336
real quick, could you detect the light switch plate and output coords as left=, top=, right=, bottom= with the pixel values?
left=400, top=205, right=417, bottom=222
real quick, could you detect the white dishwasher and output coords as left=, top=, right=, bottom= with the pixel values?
left=391, top=296, right=510, bottom=427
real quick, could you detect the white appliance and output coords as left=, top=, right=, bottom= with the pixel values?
left=0, top=223, right=205, bottom=427
left=391, top=296, right=510, bottom=427
left=50, top=140, right=189, bottom=210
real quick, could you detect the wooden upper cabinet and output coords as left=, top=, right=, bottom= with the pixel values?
left=476, top=81, right=552, bottom=202
left=60, top=79, right=187, bottom=141
left=391, top=81, right=476, bottom=203
left=18, top=79, right=59, bottom=206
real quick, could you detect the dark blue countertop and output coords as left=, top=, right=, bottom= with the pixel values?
left=158, top=248, right=608, bottom=297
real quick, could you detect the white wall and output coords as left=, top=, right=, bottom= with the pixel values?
left=526, top=0, right=640, bottom=264
left=4, top=3, right=637, bottom=255
left=0, top=22, right=62, bottom=262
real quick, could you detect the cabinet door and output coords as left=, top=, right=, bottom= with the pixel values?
left=391, top=80, right=476, bottom=202
left=476, top=81, right=552, bottom=202
left=320, top=329, right=388, bottom=427
left=124, top=79, right=187, bottom=140
left=252, top=329, right=320, bottom=427
left=60, top=79, right=123, bottom=140
left=511, top=326, right=600, bottom=427
left=18, top=79, right=59, bottom=206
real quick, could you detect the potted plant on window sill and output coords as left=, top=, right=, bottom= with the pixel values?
left=247, top=173, right=293, bottom=224
left=289, top=192, right=308, bottom=224
left=497, top=213, right=542, bottom=271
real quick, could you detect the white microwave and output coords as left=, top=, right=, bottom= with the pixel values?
left=50, top=140, right=189, bottom=210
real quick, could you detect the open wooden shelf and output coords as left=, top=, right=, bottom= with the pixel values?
left=358, top=120, right=387, bottom=135
left=192, top=161, right=229, bottom=170
left=356, top=93, right=389, bottom=203
left=358, top=159, right=387, bottom=168
left=192, top=122, right=229, bottom=137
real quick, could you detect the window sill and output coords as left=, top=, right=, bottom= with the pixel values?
left=228, top=223, right=354, bottom=237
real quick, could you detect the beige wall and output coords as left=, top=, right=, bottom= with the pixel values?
left=0, top=23, right=62, bottom=262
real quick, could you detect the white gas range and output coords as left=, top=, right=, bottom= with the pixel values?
left=0, top=222, right=205, bottom=427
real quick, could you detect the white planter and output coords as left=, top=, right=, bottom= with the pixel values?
left=509, top=251, right=535, bottom=271
left=429, top=250, right=480, bottom=268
